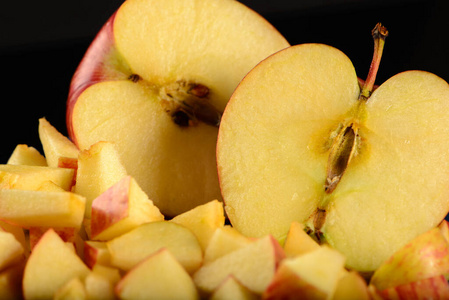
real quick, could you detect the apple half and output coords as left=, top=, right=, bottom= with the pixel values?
left=67, top=0, right=289, bottom=217
left=217, top=23, right=449, bottom=272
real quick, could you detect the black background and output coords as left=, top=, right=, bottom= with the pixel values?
left=0, top=0, right=448, bottom=162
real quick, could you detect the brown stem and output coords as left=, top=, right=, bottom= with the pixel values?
left=359, top=23, right=388, bottom=102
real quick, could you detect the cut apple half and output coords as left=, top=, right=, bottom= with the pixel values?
left=67, top=0, right=289, bottom=217
left=217, top=23, right=449, bottom=272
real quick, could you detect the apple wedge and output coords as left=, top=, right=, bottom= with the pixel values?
left=0, top=229, right=24, bottom=272
left=22, top=229, right=90, bottom=300
left=193, top=235, right=285, bottom=295
left=53, top=277, right=86, bottom=300
left=210, top=276, right=258, bottom=300
left=107, top=221, right=202, bottom=274
left=38, top=118, right=79, bottom=168
left=67, top=0, right=289, bottom=217
left=6, top=145, right=47, bottom=167
left=0, top=189, right=85, bottom=229
left=115, top=248, right=199, bottom=300
left=203, top=225, right=252, bottom=264
left=75, top=141, right=127, bottom=218
left=370, top=226, right=449, bottom=291
left=170, top=199, right=225, bottom=251
left=90, top=175, right=164, bottom=241
left=333, top=271, right=370, bottom=300
left=217, top=23, right=449, bottom=272
left=0, top=262, right=25, bottom=300
left=369, top=275, right=449, bottom=300
left=84, top=265, right=121, bottom=300
left=84, top=241, right=111, bottom=269
left=0, top=164, right=74, bottom=191
left=262, top=246, right=346, bottom=300
left=283, top=221, right=320, bottom=257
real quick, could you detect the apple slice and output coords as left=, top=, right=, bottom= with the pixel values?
left=210, top=276, right=258, bottom=300
left=84, top=264, right=121, bottom=300
left=283, top=221, right=320, bottom=257
left=75, top=141, right=127, bottom=218
left=90, top=175, right=164, bottom=241
left=262, top=246, right=346, bottom=300
left=0, top=229, right=24, bottom=271
left=67, top=0, right=289, bottom=217
left=170, top=199, right=225, bottom=250
left=0, top=262, right=25, bottom=300
left=38, top=118, right=79, bottom=168
left=333, top=271, right=370, bottom=300
left=107, top=221, right=202, bottom=274
left=369, top=275, right=449, bottom=300
left=84, top=241, right=111, bottom=269
left=0, top=164, right=74, bottom=191
left=193, top=235, right=285, bottom=295
left=0, top=189, right=85, bottom=229
left=115, top=248, right=199, bottom=300
left=217, top=23, right=449, bottom=272
left=6, top=145, right=47, bottom=167
left=53, top=277, right=86, bottom=300
left=22, top=229, right=90, bottom=300
left=203, top=225, right=252, bottom=264
left=370, top=226, right=449, bottom=291
left=28, top=227, right=77, bottom=250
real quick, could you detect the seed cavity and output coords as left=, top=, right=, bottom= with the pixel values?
left=160, top=80, right=222, bottom=128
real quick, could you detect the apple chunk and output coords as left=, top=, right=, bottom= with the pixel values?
left=67, top=0, right=289, bottom=217
left=90, top=175, right=163, bottom=241
left=115, top=248, right=199, bottom=300
left=217, top=25, right=449, bottom=272
left=7, top=145, right=47, bottom=167
left=107, top=221, right=202, bottom=274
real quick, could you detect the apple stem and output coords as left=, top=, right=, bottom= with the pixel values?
left=359, top=23, right=388, bottom=102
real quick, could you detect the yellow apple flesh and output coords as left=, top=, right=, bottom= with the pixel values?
left=67, top=0, right=289, bottom=217
left=217, top=41, right=449, bottom=272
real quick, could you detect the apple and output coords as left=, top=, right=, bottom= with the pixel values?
left=6, top=145, right=46, bottom=167
left=203, top=225, right=252, bottom=265
left=217, top=23, right=449, bottom=272
left=210, top=276, right=258, bottom=300
left=75, top=141, right=127, bottom=218
left=115, top=248, right=199, bottom=300
left=370, top=226, right=449, bottom=291
left=0, top=262, right=25, bottom=300
left=369, top=275, right=449, bottom=300
left=283, top=221, right=320, bottom=257
left=193, top=235, right=285, bottom=295
left=90, top=175, right=164, bottom=241
left=84, top=264, right=121, bottom=300
left=84, top=241, right=111, bottom=269
left=333, top=271, right=370, bottom=300
left=0, top=229, right=24, bottom=271
left=0, top=189, right=85, bottom=229
left=0, top=164, right=74, bottom=191
left=170, top=199, right=225, bottom=251
left=22, top=229, right=90, bottom=300
left=38, top=118, right=79, bottom=168
left=66, top=0, right=290, bottom=217
left=107, top=221, right=202, bottom=274
left=53, top=277, right=86, bottom=300
left=262, top=246, right=346, bottom=300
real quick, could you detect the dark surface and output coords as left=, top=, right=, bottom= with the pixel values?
left=0, top=0, right=448, bottom=162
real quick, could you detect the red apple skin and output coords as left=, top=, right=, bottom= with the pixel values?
left=90, top=176, right=130, bottom=239
left=58, top=157, right=78, bottom=188
left=369, top=275, right=449, bottom=300
left=28, top=227, right=76, bottom=250
left=67, top=12, right=126, bottom=145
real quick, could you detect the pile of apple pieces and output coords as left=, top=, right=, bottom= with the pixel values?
left=0, top=117, right=447, bottom=299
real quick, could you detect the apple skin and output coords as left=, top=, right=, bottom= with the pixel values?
left=66, top=13, right=118, bottom=145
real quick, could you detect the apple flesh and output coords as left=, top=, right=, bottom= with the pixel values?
left=67, top=0, right=289, bottom=217
left=217, top=24, right=449, bottom=272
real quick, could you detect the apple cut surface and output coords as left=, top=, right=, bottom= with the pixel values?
left=210, top=276, right=258, bottom=300
left=22, top=229, right=90, bottom=300
left=0, top=164, right=74, bottom=191
left=6, top=145, right=47, bottom=167
left=107, top=221, right=202, bottom=273
left=217, top=42, right=449, bottom=272
left=38, top=118, right=79, bottom=168
left=68, top=0, right=289, bottom=217
left=115, top=248, right=199, bottom=300
left=0, top=189, right=85, bottom=229
left=90, top=175, right=164, bottom=241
